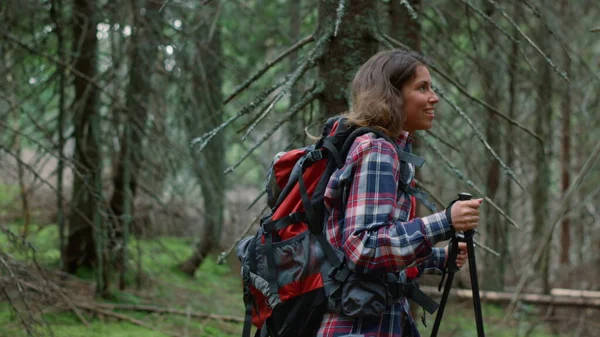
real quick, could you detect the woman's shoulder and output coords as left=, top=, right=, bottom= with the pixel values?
left=346, top=132, right=399, bottom=163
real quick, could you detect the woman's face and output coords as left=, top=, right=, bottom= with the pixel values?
left=401, top=65, right=439, bottom=133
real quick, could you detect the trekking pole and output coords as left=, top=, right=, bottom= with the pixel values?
left=431, top=193, right=485, bottom=337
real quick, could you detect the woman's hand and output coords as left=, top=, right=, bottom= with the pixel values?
left=450, top=199, right=483, bottom=232
left=444, top=242, right=468, bottom=268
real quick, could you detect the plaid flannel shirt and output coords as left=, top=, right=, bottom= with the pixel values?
left=317, top=131, right=453, bottom=337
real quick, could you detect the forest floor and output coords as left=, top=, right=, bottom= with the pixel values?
left=0, top=224, right=566, bottom=337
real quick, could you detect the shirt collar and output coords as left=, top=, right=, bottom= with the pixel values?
left=395, top=131, right=413, bottom=151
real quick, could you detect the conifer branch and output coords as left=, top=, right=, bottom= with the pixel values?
left=334, top=0, right=347, bottom=37
left=225, top=85, right=323, bottom=174
left=419, top=135, right=521, bottom=230
left=223, top=34, right=315, bottom=105
left=434, top=86, right=527, bottom=192
left=484, top=0, right=570, bottom=83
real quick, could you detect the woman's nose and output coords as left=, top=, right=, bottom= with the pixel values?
left=429, top=92, right=439, bottom=104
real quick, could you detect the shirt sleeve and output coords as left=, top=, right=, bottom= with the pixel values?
left=341, top=136, right=453, bottom=274
left=417, top=247, right=446, bottom=275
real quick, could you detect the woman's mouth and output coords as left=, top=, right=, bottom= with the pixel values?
left=424, top=109, right=435, bottom=116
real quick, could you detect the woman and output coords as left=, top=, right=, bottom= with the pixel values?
left=318, top=50, right=482, bottom=336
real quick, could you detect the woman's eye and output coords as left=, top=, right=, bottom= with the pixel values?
left=419, top=85, right=427, bottom=92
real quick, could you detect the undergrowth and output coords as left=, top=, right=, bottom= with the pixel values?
left=0, top=223, right=565, bottom=337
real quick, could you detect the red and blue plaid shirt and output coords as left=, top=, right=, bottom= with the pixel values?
left=318, top=131, right=452, bottom=337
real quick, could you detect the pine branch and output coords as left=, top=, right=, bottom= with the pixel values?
left=484, top=0, right=570, bottom=83
left=419, top=134, right=521, bottom=230
left=334, top=0, right=347, bottom=37
left=223, top=34, right=315, bottom=105
left=505, top=137, right=600, bottom=319
left=226, top=85, right=323, bottom=174
left=434, top=86, right=527, bottom=192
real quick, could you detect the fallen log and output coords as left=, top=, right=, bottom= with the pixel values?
left=90, top=303, right=245, bottom=323
left=421, top=286, right=600, bottom=308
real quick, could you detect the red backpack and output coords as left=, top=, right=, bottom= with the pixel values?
left=236, top=117, right=436, bottom=337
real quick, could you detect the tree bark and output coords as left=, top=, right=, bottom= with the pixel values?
left=64, top=0, right=101, bottom=274
left=316, top=0, right=379, bottom=117
left=179, top=1, right=225, bottom=276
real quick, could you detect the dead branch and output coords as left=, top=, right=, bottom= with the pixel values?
left=240, top=32, right=330, bottom=141
left=458, top=0, right=537, bottom=73
left=191, top=77, right=288, bottom=154
left=413, top=179, right=500, bottom=257
left=381, top=33, right=543, bottom=145
left=420, top=286, right=600, bottom=308
left=90, top=302, right=245, bottom=323
left=77, top=303, right=184, bottom=337
left=334, top=0, right=347, bottom=37
left=433, top=86, right=527, bottom=192
left=483, top=0, right=570, bottom=83
left=227, top=85, right=323, bottom=173
left=592, top=27, right=600, bottom=32
left=217, top=204, right=269, bottom=265
left=420, top=134, right=522, bottom=230
left=506, top=137, right=600, bottom=319
left=223, top=34, right=315, bottom=105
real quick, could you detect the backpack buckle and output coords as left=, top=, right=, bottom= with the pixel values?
left=308, top=150, right=323, bottom=162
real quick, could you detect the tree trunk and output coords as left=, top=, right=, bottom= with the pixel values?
left=503, top=2, right=519, bottom=287
left=287, top=0, right=306, bottom=148
left=532, top=27, right=553, bottom=294
left=559, top=0, right=571, bottom=267
left=389, top=0, right=421, bottom=51
left=50, top=0, right=67, bottom=270
left=316, top=0, right=379, bottom=117
left=64, top=0, right=101, bottom=275
left=179, top=1, right=225, bottom=276
left=108, top=0, right=161, bottom=288
left=482, top=3, right=504, bottom=291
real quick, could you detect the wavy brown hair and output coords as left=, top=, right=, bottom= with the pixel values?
left=345, top=49, right=428, bottom=138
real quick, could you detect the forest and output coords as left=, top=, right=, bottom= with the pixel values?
left=0, top=0, right=599, bottom=336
